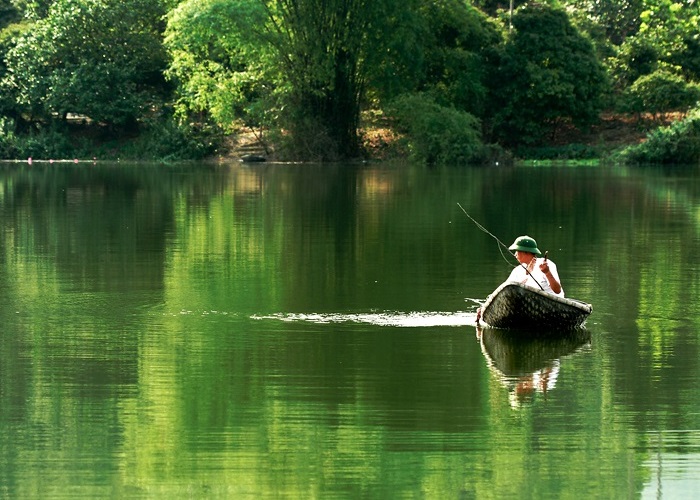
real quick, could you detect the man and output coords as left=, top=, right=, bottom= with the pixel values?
left=506, top=235, right=563, bottom=296
left=476, top=235, right=563, bottom=324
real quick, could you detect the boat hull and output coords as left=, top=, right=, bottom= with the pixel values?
left=481, top=282, right=592, bottom=330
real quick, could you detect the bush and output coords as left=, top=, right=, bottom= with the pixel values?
left=112, top=117, right=219, bottom=161
left=0, top=113, right=219, bottom=161
left=618, top=109, right=700, bottom=165
left=621, top=69, right=700, bottom=119
left=515, top=143, right=601, bottom=161
left=388, top=93, right=483, bottom=165
left=0, top=120, right=80, bottom=159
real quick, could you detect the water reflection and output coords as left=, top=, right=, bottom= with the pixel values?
left=476, top=326, right=591, bottom=407
left=642, top=431, right=700, bottom=499
left=2, top=162, right=700, bottom=497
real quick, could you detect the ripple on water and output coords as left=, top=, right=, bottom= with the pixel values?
left=250, top=311, right=477, bottom=328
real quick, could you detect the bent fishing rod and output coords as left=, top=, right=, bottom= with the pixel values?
left=456, top=202, right=545, bottom=291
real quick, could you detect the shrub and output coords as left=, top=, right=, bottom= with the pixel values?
left=389, top=93, right=483, bottom=165
left=618, top=109, right=700, bottom=165
left=0, top=114, right=219, bottom=161
left=621, top=69, right=700, bottom=119
left=114, top=117, right=219, bottom=161
left=515, top=143, right=601, bottom=161
left=0, top=121, right=79, bottom=159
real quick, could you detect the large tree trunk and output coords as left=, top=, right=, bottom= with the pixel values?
left=264, top=0, right=365, bottom=159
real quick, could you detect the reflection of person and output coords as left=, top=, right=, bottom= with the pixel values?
left=476, top=235, right=563, bottom=324
left=509, top=362, right=560, bottom=408
left=476, top=326, right=561, bottom=408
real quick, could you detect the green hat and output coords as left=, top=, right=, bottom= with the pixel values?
left=508, top=235, right=542, bottom=256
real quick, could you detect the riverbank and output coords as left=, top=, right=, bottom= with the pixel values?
left=0, top=111, right=675, bottom=165
left=226, top=112, right=667, bottom=164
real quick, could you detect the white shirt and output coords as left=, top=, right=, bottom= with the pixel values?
left=507, top=258, right=564, bottom=297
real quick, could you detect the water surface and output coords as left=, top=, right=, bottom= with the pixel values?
left=1, top=161, right=699, bottom=498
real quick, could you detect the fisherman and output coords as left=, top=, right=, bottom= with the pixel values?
left=476, top=235, right=563, bottom=324
left=506, top=235, right=563, bottom=296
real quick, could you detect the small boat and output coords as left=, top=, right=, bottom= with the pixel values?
left=480, top=281, right=592, bottom=330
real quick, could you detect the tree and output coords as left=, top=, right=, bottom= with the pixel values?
left=491, top=4, right=607, bottom=146
left=166, top=0, right=504, bottom=161
left=416, top=0, right=502, bottom=119
left=259, top=0, right=426, bottom=159
left=166, top=0, right=429, bottom=160
left=2, top=0, right=169, bottom=131
left=166, top=0, right=398, bottom=158
left=164, top=0, right=273, bottom=133
left=635, top=0, right=700, bottom=80
left=379, top=0, right=503, bottom=164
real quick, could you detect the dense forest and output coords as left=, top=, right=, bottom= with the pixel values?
left=0, top=0, right=699, bottom=164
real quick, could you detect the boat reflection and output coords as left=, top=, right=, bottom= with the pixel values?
left=476, top=326, right=591, bottom=407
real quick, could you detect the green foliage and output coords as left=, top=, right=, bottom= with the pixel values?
left=621, top=69, right=700, bottom=118
left=515, top=143, right=602, bottom=161
left=618, top=108, right=700, bottom=164
left=9, top=0, right=53, bottom=19
left=389, top=93, right=483, bottom=165
left=360, top=1, right=425, bottom=103
left=0, top=20, right=27, bottom=122
left=108, top=114, right=219, bottom=161
left=416, top=0, right=503, bottom=118
left=0, top=120, right=82, bottom=158
left=164, top=0, right=272, bottom=131
left=1, top=0, right=21, bottom=26
left=2, top=0, right=169, bottom=130
left=492, top=5, right=607, bottom=147
left=2, top=0, right=700, bottom=161
left=164, top=0, right=500, bottom=161
left=606, top=36, right=659, bottom=92
left=565, top=0, right=644, bottom=45
left=0, top=109, right=214, bottom=160
left=670, top=33, right=700, bottom=81
left=166, top=0, right=361, bottom=159
left=0, top=116, right=17, bottom=157
left=605, top=1, right=700, bottom=96
left=264, top=0, right=429, bottom=159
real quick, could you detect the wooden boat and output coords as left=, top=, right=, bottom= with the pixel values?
left=480, top=281, right=592, bottom=330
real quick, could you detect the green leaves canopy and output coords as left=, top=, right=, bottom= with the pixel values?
left=165, top=0, right=502, bottom=160
left=167, top=0, right=433, bottom=160
left=3, top=0, right=168, bottom=128
left=164, top=0, right=273, bottom=132
left=493, top=5, right=607, bottom=146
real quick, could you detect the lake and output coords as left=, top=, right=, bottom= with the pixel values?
left=0, top=160, right=699, bottom=498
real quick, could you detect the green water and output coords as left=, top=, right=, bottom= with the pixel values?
left=1, top=161, right=699, bottom=498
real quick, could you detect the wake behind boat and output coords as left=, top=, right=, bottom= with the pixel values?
left=480, top=281, right=592, bottom=330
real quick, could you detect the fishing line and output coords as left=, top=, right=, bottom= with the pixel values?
left=456, top=202, right=515, bottom=268
left=456, top=202, right=545, bottom=291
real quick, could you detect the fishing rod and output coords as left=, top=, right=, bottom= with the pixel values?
left=456, top=202, right=545, bottom=291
